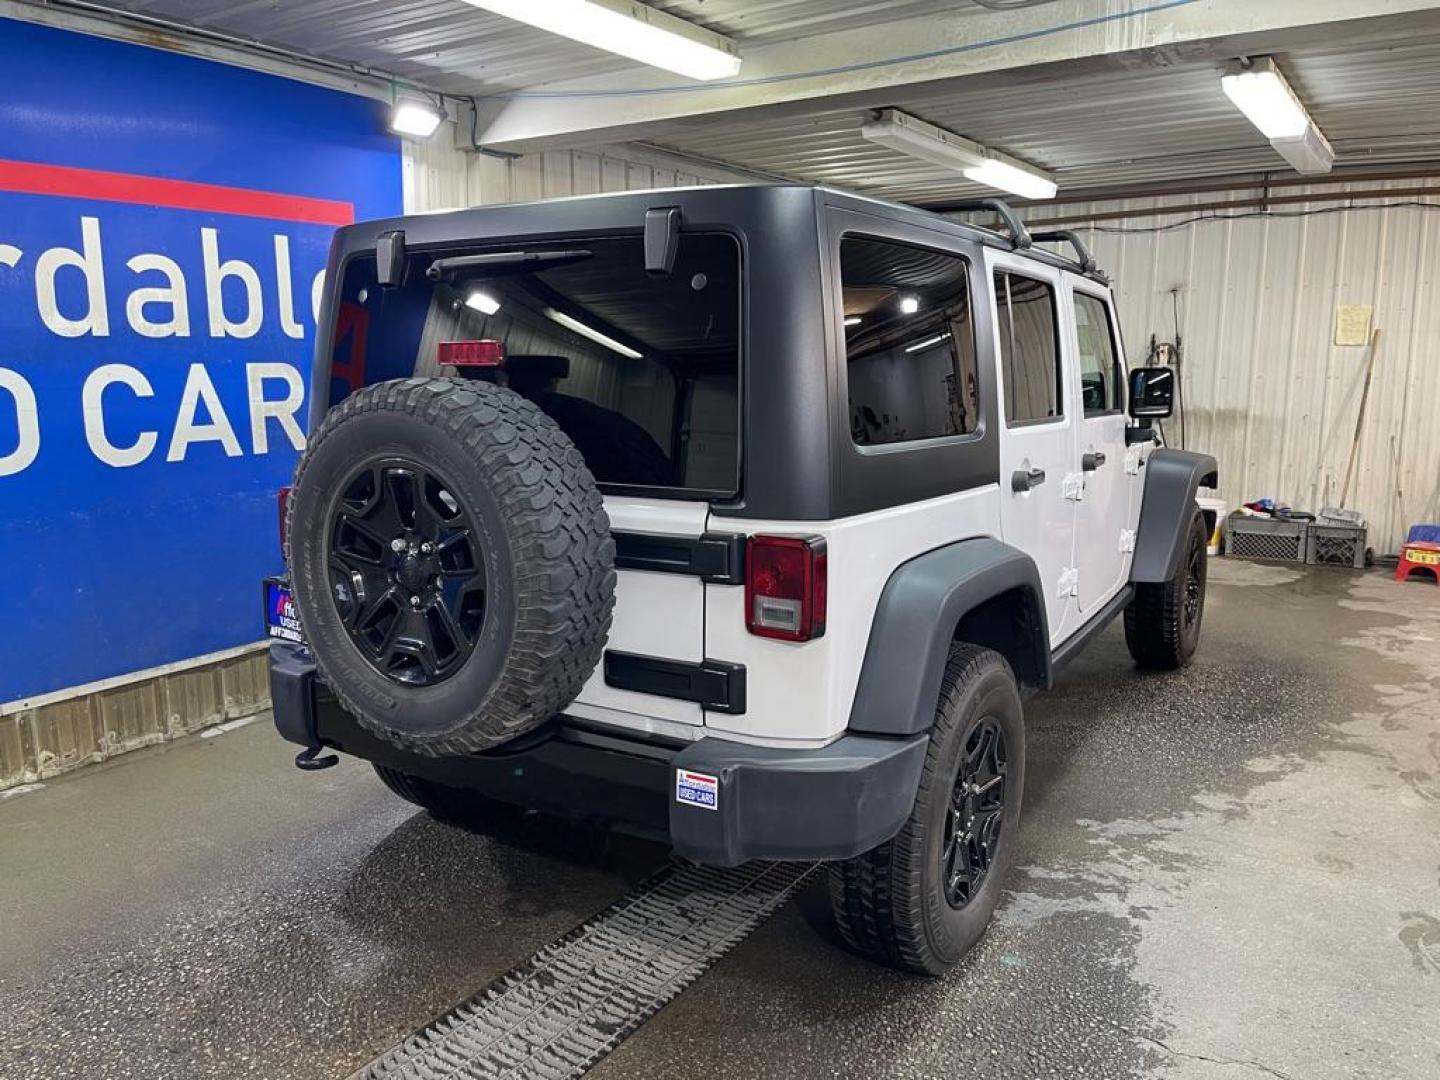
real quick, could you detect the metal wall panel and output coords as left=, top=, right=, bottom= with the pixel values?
left=1029, top=182, right=1440, bottom=555
left=403, top=136, right=723, bottom=212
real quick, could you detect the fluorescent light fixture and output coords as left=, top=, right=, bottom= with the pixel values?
left=1221, top=58, right=1333, bottom=174
left=861, top=109, right=1057, bottom=201
left=1221, top=58, right=1308, bottom=139
left=899, top=296, right=920, bottom=315
left=844, top=316, right=863, bottom=327
left=962, top=159, right=1058, bottom=201
left=389, top=100, right=443, bottom=138
left=904, top=333, right=950, bottom=354
left=544, top=307, right=642, bottom=359
left=459, top=0, right=742, bottom=81
left=466, top=290, right=501, bottom=315
left=1272, top=124, right=1335, bottom=175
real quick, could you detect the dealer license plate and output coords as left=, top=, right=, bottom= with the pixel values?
left=263, top=578, right=305, bottom=643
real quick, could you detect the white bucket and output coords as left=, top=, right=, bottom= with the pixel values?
left=1197, top=496, right=1228, bottom=556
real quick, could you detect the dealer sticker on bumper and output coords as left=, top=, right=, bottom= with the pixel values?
left=675, top=769, right=719, bottom=811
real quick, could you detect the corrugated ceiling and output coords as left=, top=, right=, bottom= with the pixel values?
left=56, top=2, right=1440, bottom=202
left=86, top=0, right=972, bottom=94
left=652, top=27, right=1440, bottom=203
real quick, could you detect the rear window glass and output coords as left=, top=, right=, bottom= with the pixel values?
left=419, top=233, right=740, bottom=496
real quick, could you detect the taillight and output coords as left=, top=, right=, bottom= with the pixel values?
left=745, top=535, right=827, bottom=642
left=278, top=486, right=292, bottom=555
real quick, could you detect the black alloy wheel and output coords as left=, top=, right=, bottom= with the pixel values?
left=942, top=718, right=1009, bottom=909
left=328, top=457, right=486, bottom=686
left=1183, top=526, right=1205, bottom=630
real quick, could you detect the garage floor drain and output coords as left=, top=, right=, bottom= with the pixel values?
left=350, top=859, right=818, bottom=1080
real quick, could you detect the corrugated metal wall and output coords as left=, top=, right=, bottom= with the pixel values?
left=403, top=132, right=726, bottom=213
left=1024, top=180, right=1440, bottom=555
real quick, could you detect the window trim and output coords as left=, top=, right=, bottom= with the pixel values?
left=994, top=268, right=1065, bottom=429
left=836, top=230, right=984, bottom=454
left=1072, top=286, right=1126, bottom=419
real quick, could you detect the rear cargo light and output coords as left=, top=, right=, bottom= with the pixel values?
left=277, top=486, right=292, bottom=554
left=438, top=339, right=506, bottom=367
left=745, top=535, right=827, bottom=642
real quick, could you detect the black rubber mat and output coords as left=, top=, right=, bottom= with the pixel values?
left=350, top=859, right=818, bottom=1080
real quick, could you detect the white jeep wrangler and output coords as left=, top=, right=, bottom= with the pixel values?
left=268, top=185, right=1217, bottom=975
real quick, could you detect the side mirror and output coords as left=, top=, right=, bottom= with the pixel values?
left=1129, top=366, right=1175, bottom=419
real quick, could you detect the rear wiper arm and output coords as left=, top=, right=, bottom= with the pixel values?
left=426, top=249, right=592, bottom=281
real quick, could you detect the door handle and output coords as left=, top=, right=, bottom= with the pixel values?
left=1082, top=451, right=1107, bottom=471
left=1011, top=467, right=1046, bottom=492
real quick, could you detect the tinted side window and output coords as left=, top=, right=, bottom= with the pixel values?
left=994, top=272, right=1062, bottom=424
left=1074, top=292, right=1123, bottom=415
left=841, top=237, right=979, bottom=447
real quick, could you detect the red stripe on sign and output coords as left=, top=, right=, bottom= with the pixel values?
left=0, top=159, right=354, bottom=226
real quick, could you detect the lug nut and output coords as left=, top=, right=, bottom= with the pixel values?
left=420, top=542, right=434, bottom=555
left=391, top=538, right=407, bottom=553
left=410, top=595, right=421, bottom=607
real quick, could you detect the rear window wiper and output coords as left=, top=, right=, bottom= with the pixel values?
left=426, top=249, right=593, bottom=281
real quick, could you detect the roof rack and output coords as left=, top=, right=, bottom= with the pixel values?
left=1031, top=229, right=1097, bottom=274
left=943, top=198, right=1032, bottom=250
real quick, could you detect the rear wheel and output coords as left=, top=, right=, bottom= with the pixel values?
left=1125, top=507, right=1208, bottom=669
left=829, top=644, right=1025, bottom=975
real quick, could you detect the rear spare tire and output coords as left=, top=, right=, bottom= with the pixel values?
left=287, top=377, right=615, bottom=756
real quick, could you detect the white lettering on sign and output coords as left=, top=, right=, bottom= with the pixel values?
left=167, top=362, right=243, bottom=462
left=83, top=363, right=158, bottom=468
left=0, top=368, right=41, bottom=477
left=310, top=268, right=326, bottom=324
left=201, top=227, right=263, bottom=339
left=273, top=235, right=305, bottom=341
left=125, top=253, right=191, bottom=338
left=0, top=213, right=324, bottom=475
left=246, top=362, right=306, bottom=454
left=36, top=216, right=110, bottom=338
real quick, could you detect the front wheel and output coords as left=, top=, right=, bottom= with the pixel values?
left=1125, top=507, right=1208, bottom=670
left=829, top=644, right=1025, bottom=975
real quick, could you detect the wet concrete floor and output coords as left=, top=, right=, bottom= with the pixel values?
left=2, top=560, right=1438, bottom=1079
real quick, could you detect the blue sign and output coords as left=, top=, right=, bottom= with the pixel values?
left=0, top=19, right=403, bottom=700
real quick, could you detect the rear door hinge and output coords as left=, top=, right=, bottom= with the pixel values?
left=1119, top=528, right=1136, bottom=554
left=1062, top=472, right=1085, bottom=501
left=1125, top=450, right=1143, bottom=475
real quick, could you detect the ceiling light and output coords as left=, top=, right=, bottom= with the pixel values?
left=844, top=316, right=862, bottom=327
left=1221, top=58, right=1333, bottom=174
left=1221, top=58, right=1308, bottom=139
left=861, top=109, right=1057, bottom=201
left=459, top=0, right=742, bottom=81
left=962, top=160, right=1058, bottom=201
left=1271, top=125, right=1335, bottom=175
left=904, top=333, right=950, bottom=354
left=544, top=308, right=642, bottom=359
left=899, top=296, right=920, bottom=315
left=389, top=100, right=443, bottom=138
left=466, top=290, right=500, bottom=315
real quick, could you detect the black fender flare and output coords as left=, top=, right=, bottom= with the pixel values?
left=848, top=537, right=1050, bottom=738
left=1131, top=449, right=1219, bottom=584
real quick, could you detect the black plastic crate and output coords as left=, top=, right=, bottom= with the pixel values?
left=1306, top=523, right=1366, bottom=569
left=1226, top=515, right=1307, bottom=562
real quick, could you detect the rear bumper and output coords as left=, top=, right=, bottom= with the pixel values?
left=268, top=643, right=925, bottom=867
